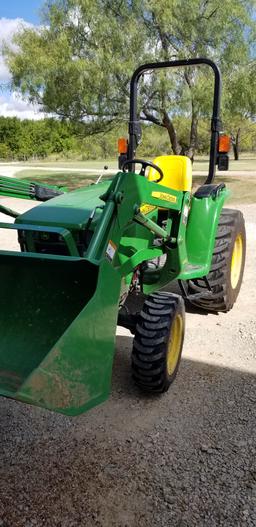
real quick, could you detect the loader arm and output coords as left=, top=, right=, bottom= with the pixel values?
left=0, top=175, right=65, bottom=202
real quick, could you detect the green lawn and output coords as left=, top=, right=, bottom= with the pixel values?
left=16, top=159, right=119, bottom=170
left=16, top=153, right=256, bottom=204
left=17, top=172, right=256, bottom=205
left=193, top=175, right=256, bottom=205
left=193, top=155, right=256, bottom=173
left=13, top=153, right=256, bottom=173
left=17, top=170, right=113, bottom=191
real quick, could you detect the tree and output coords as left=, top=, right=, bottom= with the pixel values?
left=223, top=60, right=256, bottom=159
left=133, top=0, right=255, bottom=157
left=3, top=0, right=256, bottom=158
left=0, top=116, right=82, bottom=160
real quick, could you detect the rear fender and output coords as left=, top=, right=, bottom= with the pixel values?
left=185, top=188, right=230, bottom=272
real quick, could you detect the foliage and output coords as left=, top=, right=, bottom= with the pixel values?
left=0, top=117, right=77, bottom=160
left=3, top=0, right=256, bottom=159
left=0, top=115, right=255, bottom=162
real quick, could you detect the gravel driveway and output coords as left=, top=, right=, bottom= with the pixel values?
left=0, top=199, right=255, bottom=527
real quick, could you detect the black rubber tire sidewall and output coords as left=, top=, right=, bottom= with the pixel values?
left=164, top=299, right=185, bottom=389
left=188, top=208, right=246, bottom=312
left=131, top=293, right=185, bottom=393
left=223, top=208, right=246, bottom=310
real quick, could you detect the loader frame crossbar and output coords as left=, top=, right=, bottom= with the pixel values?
left=0, top=222, right=79, bottom=256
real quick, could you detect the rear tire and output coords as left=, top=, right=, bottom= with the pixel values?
left=132, top=293, right=185, bottom=392
left=188, top=208, right=246, bottom=312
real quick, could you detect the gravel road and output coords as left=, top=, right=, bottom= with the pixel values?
left=0, top=198, right=255, bottom=527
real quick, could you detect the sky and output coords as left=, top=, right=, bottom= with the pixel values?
left=0, top=0, right=44, bottom=119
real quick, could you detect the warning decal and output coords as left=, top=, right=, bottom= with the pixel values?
left=106, top=240, right=117, bottom=261
left=140, top=203, right=157, bottom=215
left=151, top=191, right=177, bottom=204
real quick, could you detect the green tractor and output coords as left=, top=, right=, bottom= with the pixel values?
left=0, top=58, right=246, bottom=415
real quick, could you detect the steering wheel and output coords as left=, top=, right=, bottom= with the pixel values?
left=122, top=158, right=164, bottom=182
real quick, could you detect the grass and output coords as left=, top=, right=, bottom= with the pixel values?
left=17, top=170, right=113, bottom=191
left=12, top=159, right=119, bottom=170
left=8, top=153, right=256, bottom=172
left=193, top=175, right=256, bottom=205
left=15, top=153, right=256, bottom=204
left=17, top=171, right=256, bottom=205
left=193, top=153, right=256, bottom=172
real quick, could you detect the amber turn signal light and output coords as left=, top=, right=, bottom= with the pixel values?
left=218, top=134, right=231, bottom=153
left=118, top=137, right=128, bottom=154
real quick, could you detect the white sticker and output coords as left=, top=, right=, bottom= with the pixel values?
left=182, top=204, right=190, bottom=224
left=183, top=205, right=189, bottom=218
left=106, top=240, right=117, bottom=261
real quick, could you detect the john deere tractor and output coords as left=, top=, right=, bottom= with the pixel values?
left=0, top=58, right=246, bottom=415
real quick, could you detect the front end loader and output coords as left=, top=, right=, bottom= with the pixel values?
left=0, top=58, right=246, bottom=415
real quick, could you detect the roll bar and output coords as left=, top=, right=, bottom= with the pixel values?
left=127, top=58, right=223, bottom=184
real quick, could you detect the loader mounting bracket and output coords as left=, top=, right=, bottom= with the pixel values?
left=33, top=184, right=64, bottom=202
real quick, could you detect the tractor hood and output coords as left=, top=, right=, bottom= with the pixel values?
left=15, top=179, right=112, bottom=230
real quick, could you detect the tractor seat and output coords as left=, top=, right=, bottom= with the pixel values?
left=148, top=155, right=192, bottom=192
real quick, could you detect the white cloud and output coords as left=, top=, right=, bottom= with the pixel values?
left=0, top=17, right=32, bottom=83
left=0, top=92, right=46, bottom=120
left=0, top=17, right=45, bottom=119
left=0, top=17, right=31, bottom=42
left=0, top=61, right=10, bottom=84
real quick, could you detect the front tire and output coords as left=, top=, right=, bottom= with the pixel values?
left=132, top=293, right=185, bottom=392
left=188, top=208, right=246, bottom=312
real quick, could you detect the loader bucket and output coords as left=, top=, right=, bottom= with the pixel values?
left=0, top=253, right=121, bottom=415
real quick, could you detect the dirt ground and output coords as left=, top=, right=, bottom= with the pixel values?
left=0, top=197, right=255, bottom=527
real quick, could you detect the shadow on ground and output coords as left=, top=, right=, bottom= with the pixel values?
left=0, top=334, right=255, bottom=527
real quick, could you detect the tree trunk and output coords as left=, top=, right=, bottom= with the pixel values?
left=185, top=101, right=198, bottom=162
left=162, top=110, right=182, bottom=155
left=232, top=128, right=240, bottom=160
left=180, top=73, right=198, bottom=161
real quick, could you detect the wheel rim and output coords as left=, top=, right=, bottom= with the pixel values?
left=167, top=314, right=183, bottom=376
left=231, top=233, right=243, bottom=289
